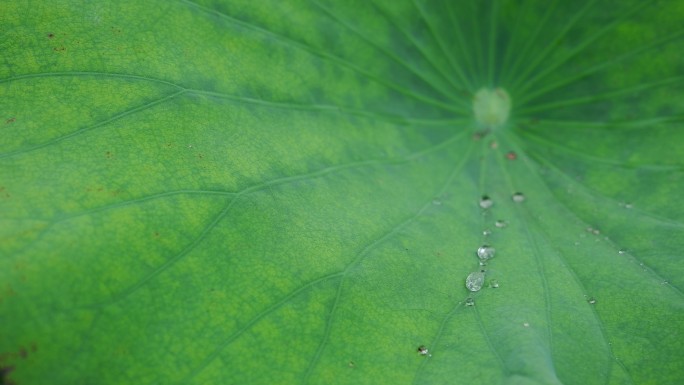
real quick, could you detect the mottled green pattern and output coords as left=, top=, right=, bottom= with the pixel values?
left=1, top=1, right=683, bottom=384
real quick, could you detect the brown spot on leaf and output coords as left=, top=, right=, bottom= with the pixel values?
left=5, top=117, right=15, bottom=124
left=506, top=151, right=517, bottom=160
left=0, top=365, right=16, bottom=385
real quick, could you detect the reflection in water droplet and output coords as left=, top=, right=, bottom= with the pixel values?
left=495, top=220, right=507, bottom=228
left=477, top=245, right=496, bottom=261
left=480, top=195, right=493, bottom=209
left=512, top=192, right=525, bottom=203
left=588, top=297, right=597, bottom=304
left=466, top=271, right=486, bottom=292
left=489, top=279, right=500, bottom=288
left=465, top=298, right=475, bottom=306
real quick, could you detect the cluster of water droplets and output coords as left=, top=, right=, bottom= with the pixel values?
left=463, top=193, right=527, bottom=305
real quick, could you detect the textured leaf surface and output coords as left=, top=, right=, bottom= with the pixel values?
left=1, top=1, right=684, bottom=384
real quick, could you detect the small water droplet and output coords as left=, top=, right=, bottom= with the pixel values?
left=489, top=279, right=499, bottom=288
left=465, top=271, right=486, bottom=292
left=625, top=202, right=633, bottom=209
left=588, top=297, right=597, bottom=304
left=479, top=195, right=493, bottom=209
left=618, top=249, right=626, bottom=254
left=522, top=322, right=530, bottom=327
left=417, top=346, right=429, bottom=355
left=477, top=245, right=496, bottom=261
left=593, top=229, right=600, bottom=235
left=661, top=280, right=669, bottom=285
left=483, top=229, right=492, bottom=236
left=465, top=297, right=475, bottom=306
left=495, top=219, right=507, bottom=228
left=432, top=199, right=442, bottom=205
left=512, top=192, right=525, bottom=203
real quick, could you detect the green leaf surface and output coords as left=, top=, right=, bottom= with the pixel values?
left=2, top=1, right=683, bottom=384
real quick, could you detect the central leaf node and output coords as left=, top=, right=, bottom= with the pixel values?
left=473, top=88, right=511, bottom=128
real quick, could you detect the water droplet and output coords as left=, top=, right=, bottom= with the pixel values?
left=465, top=271, right=486, bottom=292
left=483, top=229, right=492, bottom=236
left=495, top=220, right=507, bottom=228
left=522, top=322, right=530, bottom=327
left=489, top=279, right=500, bottom=288
left=348, top=361, right=355, bottom=368
left=477, top=245, right=496, bottom=261
left=625, top=202, right=633, bottom=209
left=588, top=297, right=597, bottom=304
left=417, top=346, right=429, bottom=355
left=593, top=229, right=600, bottom=235
left=432, top=199, right=442, bottom=205
left=479, top=195, right=493, bottom=209
left=618, top=249, right=626, bottom=255
left=506, top=151, right=517, bottom=160
left=465, top=297, right=475, bottom=306
left=512, top=192, right=525, bottom=203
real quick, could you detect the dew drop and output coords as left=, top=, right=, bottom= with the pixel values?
left=489, top=279, right=500, bottom=288
left=465, top=297, right=475, bottom=306
left=417, top=346, right=429, bottom=355
left=483, top=229, right=492, bottom=236
left=625, top=202, right=633, bottom=209
left=495, top=220, right=507, bottom=228
left=479, top=195, right=493, bottom=209
left=465, top=271, right=486, bottom=292
left=432, top=199, right=442, bottom=206
left=512, top=192, right=525, bottom=203
left=477, top=245, right=496, bottom=261
left=618, top=249, right=626, bottom=255
left=522, top=322, right=530, bottom=328
left=588, top=297, right=597, bottom=304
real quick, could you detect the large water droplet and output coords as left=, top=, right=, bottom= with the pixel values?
left=479, top=195, right=493, bottom=209
left=512, top=192, right=525, bottom=203
left=477, top=245, right=496, bottom=261
left=465, top=271, right=486, bottom=292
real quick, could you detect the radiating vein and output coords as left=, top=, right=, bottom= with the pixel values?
left=177, top=0, right=461, bottom=113
left=303, top=141, right=475, bottom=383
left=180, top=272, right=344, bottom=384
left=75, top=131, right=469, bottom=310
left=501, top=131, right=645, bottom=383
